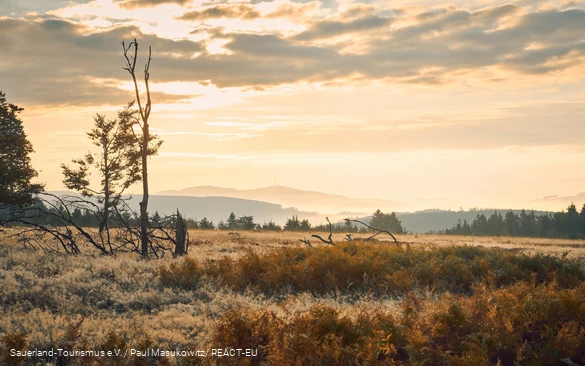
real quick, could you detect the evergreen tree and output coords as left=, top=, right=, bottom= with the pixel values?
left=473, top=214, right=488, bottom=235
left=461, top=219, right=471, bottom=235
left=226, top=212, right=238, bottom=230
left=0, top=91, right=44, bottom=207
left=566, top=203, right=580, bottom=239
left=284, top=215, right=301, bottom=231
left=537, top=214, right=554, bottom=238
left=580, top=204, right=585, bottom=237
left=300, top=218, right=312, bottom=231
left=487, top=211, right=504, bottom=236
left=236, top=215, right=256, bottom=230
left=199, top=217, right=214, bottom=230
left=504, top=210, right=519, bottom=236
left=369, top=209, right=404, bottom=233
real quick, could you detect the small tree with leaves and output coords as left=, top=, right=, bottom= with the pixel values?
left=0, top=91, right=44, bottom=210
left=61, top=108, right=141, bottom=252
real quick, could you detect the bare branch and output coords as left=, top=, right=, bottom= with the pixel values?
left=311, top=217, right=334, bottom=245
left=345, top=218, right=399, bottom=246
left=299, top=237, right=312, bottom=248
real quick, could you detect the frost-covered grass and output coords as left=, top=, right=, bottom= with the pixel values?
left=1, top=232, right=584, bottom=365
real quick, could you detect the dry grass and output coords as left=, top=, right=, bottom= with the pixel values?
left=1, top=230, right=584, bottom=365
left=184, top=231, right=585, bottom=261
left=4, top=227, right=585, bottom=258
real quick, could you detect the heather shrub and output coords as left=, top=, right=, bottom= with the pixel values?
left=211, top=306, right=407, bottom=365
left=160, top=243, right=585, bottom=295
left=402, top=282, right=585, bottom=365
left=210, top=283, right=585, bottom=365
left=1, top=331, right=28, bottom=365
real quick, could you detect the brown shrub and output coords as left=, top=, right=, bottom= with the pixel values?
left=160, top=243, right=585, bottom=296
left=210, top=282, right=585, bottom=365
left=1, top=331, right=28, bottom=365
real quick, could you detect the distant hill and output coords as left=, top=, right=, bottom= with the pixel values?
left=46, top=191, right=354, bottom=225
left=45, top=192, right=557, bottom=233
left=156, top=185, right=455, bottom=213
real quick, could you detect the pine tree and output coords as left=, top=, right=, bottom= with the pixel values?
left=0, top=91, right=44, bottom=207
left=236, top=215, right=256, bottom=230
left=284, top=215, right=301, bottom=231
left=369, top=209, right=404, bottom=233
left=199, top=217, right=214, bottom=230
left=226, top=212, right=238, bottom=230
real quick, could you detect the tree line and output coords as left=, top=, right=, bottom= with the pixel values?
left=443, top=204, right=585, bottom=239
left=151, top=209, right=406, bottom=233
left=13, top=205, right=407, bottom=234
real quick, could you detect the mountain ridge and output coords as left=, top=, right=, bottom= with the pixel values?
left=155, top=184, right=454, bottom=213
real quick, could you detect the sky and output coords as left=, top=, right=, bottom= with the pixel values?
left=1, top=0, right=584, bottom=211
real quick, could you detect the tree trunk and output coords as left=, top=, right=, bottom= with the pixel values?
left=175, top=209, right=187, bottom=256
left=140, top=127, right=149, bottom=257
left=102, top=144, right=112, bottom=253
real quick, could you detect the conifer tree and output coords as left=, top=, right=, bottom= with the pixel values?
left=0, top=91, right=43, bottom=207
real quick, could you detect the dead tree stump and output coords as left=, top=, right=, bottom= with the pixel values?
left=175, top=209, right=188, bottom=256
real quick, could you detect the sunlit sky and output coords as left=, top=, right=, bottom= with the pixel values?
left=1, top=0, right=584, bottom=210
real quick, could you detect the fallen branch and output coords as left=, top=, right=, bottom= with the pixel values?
left=311, top=217, right=334, bottom=245
left=299, top=237, right=312, bottom=248
left=345, top=219, right=398, bottom=246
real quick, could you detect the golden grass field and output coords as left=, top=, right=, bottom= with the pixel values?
left=1, top=229, right=584, bottom=365
left=184, top=230, right=585, bottom=260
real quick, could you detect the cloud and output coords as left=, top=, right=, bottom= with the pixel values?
left=294, top=14, right=393, bottom=41
left=265, top=1, right=321, bottom=20
left=3, top=3, right=585, bottom=105
left=178, top=5, right=261, bottom=21
left=115, top=0, right=191, bottom=9
left=0, top=0, right=93, bottom=16
left=0, top=17, right=202, bottom=105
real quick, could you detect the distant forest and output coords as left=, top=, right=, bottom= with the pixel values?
left=14, top=201, right=405, bottom=234
left=442, top=204, right=585, bottom=239
left=9, top=200, right=585, bottom=239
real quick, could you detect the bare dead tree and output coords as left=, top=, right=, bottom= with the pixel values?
left=121, top=38, right=162, bottom=258
left=311, top=217, right=335, bottom=245
left=345, top=218, right=399, bottom=246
